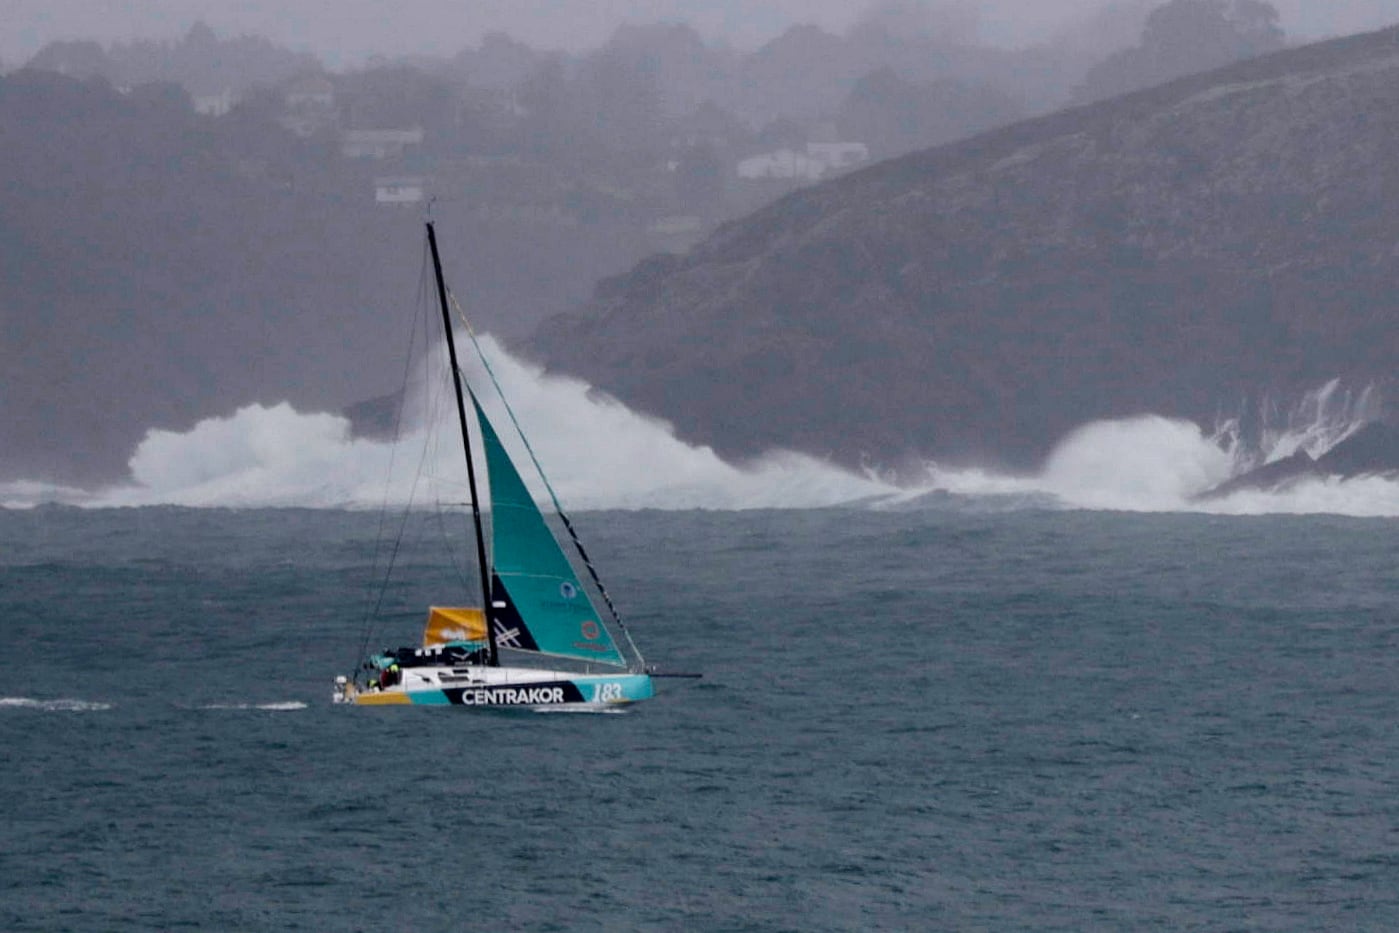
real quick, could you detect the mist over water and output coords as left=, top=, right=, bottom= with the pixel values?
left=3, top=339, right=1396, bottom=516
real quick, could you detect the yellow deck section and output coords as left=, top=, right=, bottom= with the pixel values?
left=353, top=691, right=412, bottom=705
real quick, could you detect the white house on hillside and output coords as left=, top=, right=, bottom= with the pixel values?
left=374, top=176, right=426, bottom=205
left=284, top=74, right=334, bottom=110
left=194, top=89, right=235, bottom=116
left=280, top=74, right=336, bottom=137
left=737, top=141, right=870, bottom=182
left=343, top=128, right=425, bottom=160
left=738, top=148, right=826, bottom=181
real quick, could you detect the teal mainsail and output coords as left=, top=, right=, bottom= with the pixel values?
left=470, top=390, right=627, bottom=667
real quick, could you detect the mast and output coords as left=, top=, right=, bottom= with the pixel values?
left=426, top=221, right=498, bottom=667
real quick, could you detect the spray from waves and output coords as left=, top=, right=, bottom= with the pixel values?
left=4, top=349, right=1393, bottom=516
left=1039, top=416, right=1235, bottom=511
left=1029, top=412, right=1399, bottom=516
left=18, top=335, right=892, bottom=511
left=1215, top=378, right=1387, bottom=470
left=888, top=383, right=1399, bottom=517
left=1197, top=473, right=1399, bottom=517
left=197, top=701, right=309, bottom=711
left=0, top=697, right=112, bottom=712
left=884, top=416, right=1243, bottom=514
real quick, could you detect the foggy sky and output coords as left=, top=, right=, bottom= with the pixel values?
left=5, top=0, right=1399, bottom=68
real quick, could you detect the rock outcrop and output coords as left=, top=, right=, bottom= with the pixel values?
left=1201, top=421, right=1399, bottom=497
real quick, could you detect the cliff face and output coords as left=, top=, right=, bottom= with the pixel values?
left=533, top=27, right=1399, bottom=472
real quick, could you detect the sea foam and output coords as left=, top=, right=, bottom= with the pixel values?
left=62, top=335, right=892, bottom=512
left=5, top=339, right=1396, bottom=517
left=0, top=697, right=112, bottom=712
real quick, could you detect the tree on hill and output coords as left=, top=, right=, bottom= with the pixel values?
left=336, top=66, right=458, bottom=137
left=576, top=49, right=667, bottom=165
left=512, top=50, right=668, bottom=168
left=672, top=141, right=725, bottom=215
left=451, top=31, right=542, bottom=89
left=847, top=1, right=981, bottom=46
left=26, top=23, right=319, bottom=99
left=836, top=67, right=1022, bottom=160
left=26, top=40, right=110, bottom=79
left=1074, top=0, right=1285, bottom=103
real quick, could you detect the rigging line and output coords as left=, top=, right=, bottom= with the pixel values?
left=424, top=301, right=479, bottom=599
left=445, top=289, right=647, bottom=670
left=416, top=297, right=476, bottom=600
left=354, top=238, right=435, bottom=672
left=431, top=485, right=478, bottom=599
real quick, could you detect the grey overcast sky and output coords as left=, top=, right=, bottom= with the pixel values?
left=5, top=0, right=1399, bottom=67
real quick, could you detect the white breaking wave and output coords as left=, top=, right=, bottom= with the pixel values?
left=8, top=336, right=891, bottom=511
left=1199, top=473, right=1399, bottom=517
left=1040, top=416, right=1235, bottom=512
left=0, top=697, right=112, bottom=712
left=2, top=340, right=1395, bottom=516
left=197, top=701, right=309, bottom=711
left=1029, top=414, right=1399, bottom=517
left=886, top=396, right=1398, bottom=516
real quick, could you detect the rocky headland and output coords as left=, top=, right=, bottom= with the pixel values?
left=533, top=26, right=1399, bottom=475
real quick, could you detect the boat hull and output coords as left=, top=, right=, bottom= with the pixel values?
left=337, top=666, right=654, bottom=710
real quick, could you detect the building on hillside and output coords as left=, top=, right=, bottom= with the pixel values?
left=284, top=74, right=334, bottom=110
left=194, top=89, right=235, bottom=116
left=737, top=141, right=869, bottom=182
left=280, top=74, right=336, bottom=137
left=343, top=128, right=425, bottom=160
left=737, top=148, right=826, bottom=181
left=374, top=176, right=427, bottom=205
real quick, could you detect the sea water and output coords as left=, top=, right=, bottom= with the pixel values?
left=2, top=504, right=1397, bottom=930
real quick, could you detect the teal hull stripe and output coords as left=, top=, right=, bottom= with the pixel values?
left=401, top=675, right=653, bottom=707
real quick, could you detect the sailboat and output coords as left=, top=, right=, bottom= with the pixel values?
left=333, top=222, right=657, bottom=709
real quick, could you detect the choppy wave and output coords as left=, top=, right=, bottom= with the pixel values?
left=3, top=339, right=1395, bottom=517
left=0, top=697, right=112, bottom=712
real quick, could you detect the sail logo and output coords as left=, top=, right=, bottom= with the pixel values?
left=494, top=622, right=525, bottom=648
left=560, top=581, right=577, bottom=599
left=458, top=686, right=565, bottom=706
left=572, top=638, right=610, bottom=652
left=580, top=620, right=600, bottom=640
